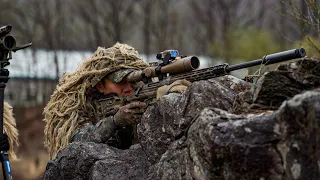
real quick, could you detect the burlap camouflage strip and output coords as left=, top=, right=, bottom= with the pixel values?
left=3, top=101, right=19, bottom=161
left=43, top=43, right=149, bottom=159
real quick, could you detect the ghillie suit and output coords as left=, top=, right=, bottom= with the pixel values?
left=3, top=101, right=19, bottom=161
left=44, top=43, right=149, bottom=159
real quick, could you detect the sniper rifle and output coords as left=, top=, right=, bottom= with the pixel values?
left=94, top=48, right=306, bottom=118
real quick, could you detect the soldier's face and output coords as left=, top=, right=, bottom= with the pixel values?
left=98, top=78, right=134, bottom=97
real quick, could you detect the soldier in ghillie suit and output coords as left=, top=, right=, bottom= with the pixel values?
left=44, top=43, right=190, bottom=159
left=2, top=101, right=19, bottom=161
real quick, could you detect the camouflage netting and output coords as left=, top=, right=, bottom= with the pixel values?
left=3, top=101, right=19, bottom=161
left=43, top=43, right=149, bottom=159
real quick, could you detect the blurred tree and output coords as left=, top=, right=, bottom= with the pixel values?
left=279, top=1, right=288, bottom=49
left=0, top=0, right=311, bottom=64
left=292, top=36, right=320, bottom=57
left=280, top=0, right=320, bottom=55
left=151, top=0, right=180, bottom=51
left=189, top=0, right=267, bottom=62
left=233, top=28, right=282, bottom=61
left=137, top=0, right=156, bottom=60
left=215, top=0, right=240, bottom=62
left=300, top=0, right=309, bottom=37
left=215, top=0, right=268, bottom=63
left=209, top=28, right=282, bottom=63
left=137, top=0, right=195, bottom=59
left=188, top=0, right=216, bottom=55
left=0, top=0, right=15, bottom=25
left=72, top=0, right=136, bottom=49
left=19, top=0, right=69, bottom=79
left=11, top=1, right=38, bottom=54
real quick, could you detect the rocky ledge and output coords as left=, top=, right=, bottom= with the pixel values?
left=41, top=58, right=320, bottom=180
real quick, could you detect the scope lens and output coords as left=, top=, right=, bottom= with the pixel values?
left=190, top=56, right=200, bottom=69
left=3, top=35, right=15, bottom=50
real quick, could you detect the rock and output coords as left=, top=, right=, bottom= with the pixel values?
left=215, top=75, right=252, bottom=92
left=138, top=78, right=239, bottom=165
left=40, top=63, right=320, bottom=179
left=41, top=143, right=149, bottom=180
left=41, top=77, right=241, bottom=180
left=252, top=58, right=320, bottom=109
left=146, top=89, right=320, bottom=180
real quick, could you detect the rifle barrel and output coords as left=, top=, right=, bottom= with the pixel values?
left=226, top=48, right=306, bottom=72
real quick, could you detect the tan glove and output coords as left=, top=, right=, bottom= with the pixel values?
left=156, top=79, right=192, bottom=100
left=113, top=101, right=147, bottom=127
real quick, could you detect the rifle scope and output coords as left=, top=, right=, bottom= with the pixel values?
left=126, top=56, right=200, bottom=82
left=0, top=25, right=16, bottom=51
left=0, top=35, right=16, bottom=51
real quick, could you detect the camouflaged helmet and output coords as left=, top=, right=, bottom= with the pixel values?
left=106, top=68, right=135, bottom=83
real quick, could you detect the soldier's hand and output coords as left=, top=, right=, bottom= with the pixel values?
left=113, top=102, right=147, bottom=127
left=156, top=79, right=192, bottom=100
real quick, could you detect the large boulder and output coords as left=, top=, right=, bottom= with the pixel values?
left=146, top=89, right=320, bottom=180
left=138, top=77, right=240, bottom=165
left=41, top=77, right=241, bottom=180
left=233, top=57, right=320, bottom=114
left=252, top=58, right=320, bottom=109
left=41, top=143, right=149, bottom=180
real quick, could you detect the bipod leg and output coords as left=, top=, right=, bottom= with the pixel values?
left=0, top=78, right=12, bottom=180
